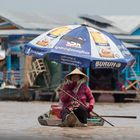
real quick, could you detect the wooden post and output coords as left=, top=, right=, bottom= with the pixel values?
left=20, top=55, right=32, bottom=99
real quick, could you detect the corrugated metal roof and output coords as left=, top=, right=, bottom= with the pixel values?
left=1, top=11, right=140, bottom=36
left=79, top=15, right=126, bottom=34
left=0, top=11, right=82, bottom=30
left=0, top=29, right=44, bottom=37
left=80, top=15, right=140, bottom=35
left=115, top=35, right=140, bottom=43
left=103, top=16, right=140, bottom=34
left=123, top=42, right=140, bottom=49
left=89, top=23, right=124, bottom=34
left=79, top=15, right=113, bottom=24
left=0, top=11, right=60, bottom=29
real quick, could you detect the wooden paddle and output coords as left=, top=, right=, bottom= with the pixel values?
left=100, top=115, right=137, bottom=119
left=59, top=88, right=115, bottom=127
left=90, top=111, right=137, bottom=119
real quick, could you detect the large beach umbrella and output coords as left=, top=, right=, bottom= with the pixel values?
left=24, top=24, right=135, bottom=70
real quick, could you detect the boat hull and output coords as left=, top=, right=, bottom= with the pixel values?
left=38, top=112, right=104, bottom=127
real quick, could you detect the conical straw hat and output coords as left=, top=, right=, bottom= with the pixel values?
left=65, top=68, right=89, bottom=82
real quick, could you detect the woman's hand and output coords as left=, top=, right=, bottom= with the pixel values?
left=87, top=105, right=93, bottom=112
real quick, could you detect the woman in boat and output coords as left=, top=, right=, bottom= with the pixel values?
left=59, top=68, right=95, bottom=127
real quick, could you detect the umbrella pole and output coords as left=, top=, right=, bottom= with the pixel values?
left=59, top=88, right=114, bottom=127
left=86, top=68, right=90, bottom=86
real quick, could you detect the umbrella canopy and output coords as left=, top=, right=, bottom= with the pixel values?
left=24, top=24, right=135, bottom=70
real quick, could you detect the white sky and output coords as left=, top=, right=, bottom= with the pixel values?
left=0, top=0, right=140, bottom=17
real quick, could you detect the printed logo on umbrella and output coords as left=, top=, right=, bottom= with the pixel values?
left=90, top=31, right=109, bottom=46
left=95, top=61, right=121, bottom=68
left=64, top=36, right=84, bottom=48
left=36, top=38, right=50, bottom=46
left=66, top=41, right=81, bottom=48
left=48, top=27, right=71, bottom=38
left=99, top=47, right=115, bottom=58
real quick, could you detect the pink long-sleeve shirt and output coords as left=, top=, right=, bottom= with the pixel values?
left=59, top=83, right=95, bottom=110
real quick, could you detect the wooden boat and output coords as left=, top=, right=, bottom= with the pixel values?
left=0, top=86, right=35, bottom=101
left=38, top=105, right=104, bottom=127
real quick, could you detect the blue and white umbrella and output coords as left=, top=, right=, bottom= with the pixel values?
left=25, top=24, right=135, bottom=70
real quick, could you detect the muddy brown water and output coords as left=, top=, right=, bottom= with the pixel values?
left=0, top=101, right=139, bottom=140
